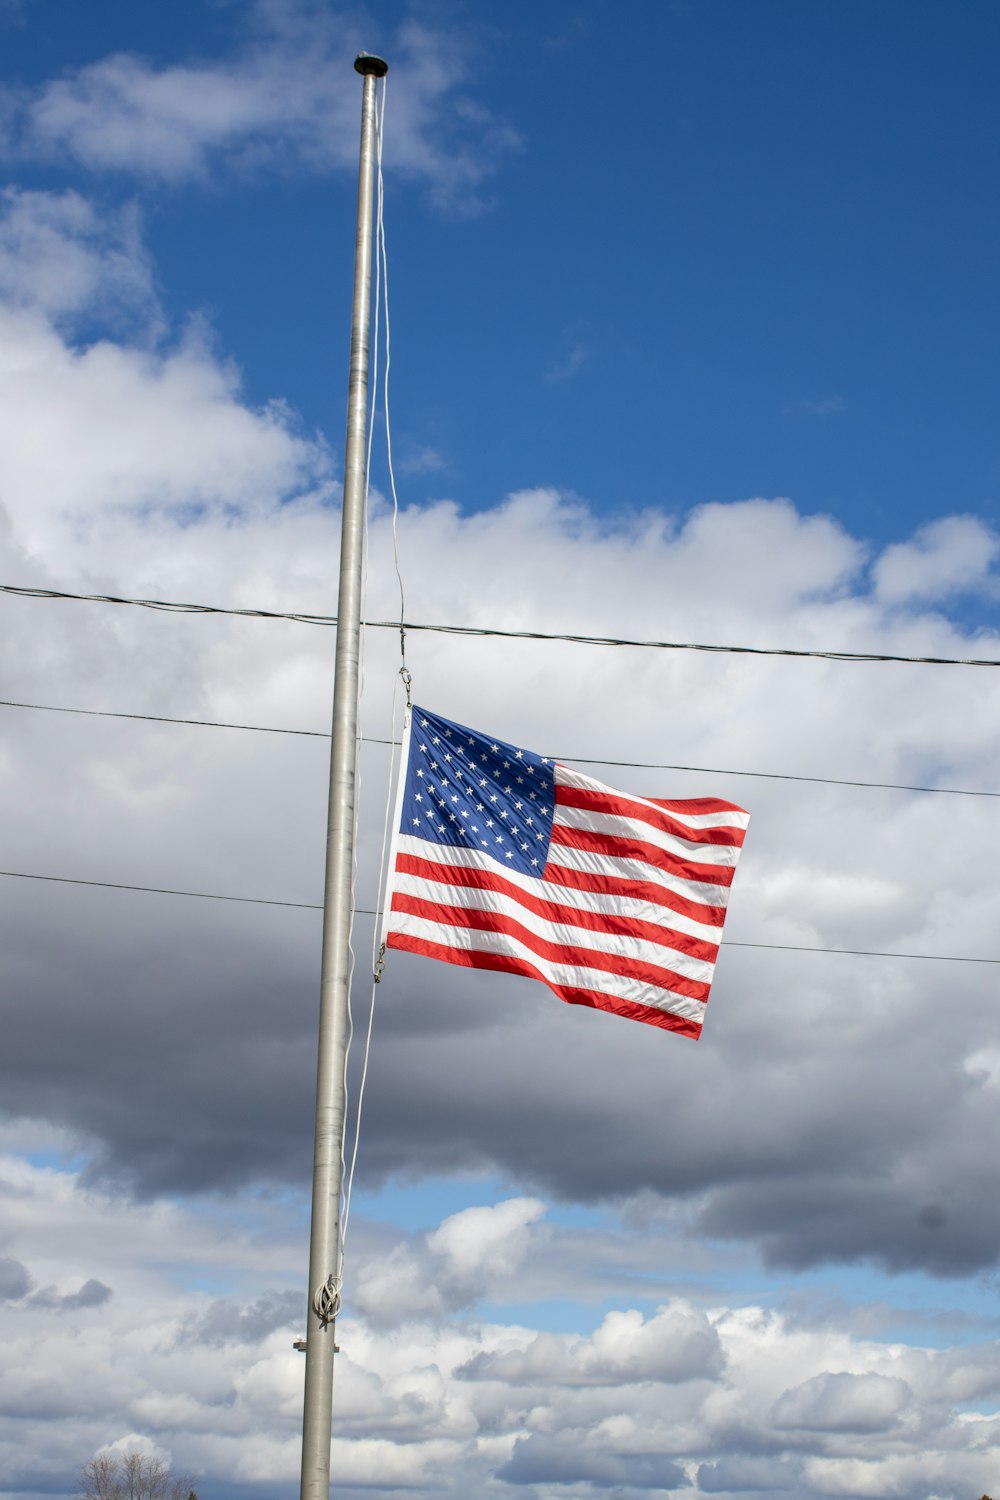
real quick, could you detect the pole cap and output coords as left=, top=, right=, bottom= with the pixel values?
left=355, top=53, right=388, bottom=77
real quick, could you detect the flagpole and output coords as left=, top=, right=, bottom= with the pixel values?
left=300, top=51, right=387, bottom=1500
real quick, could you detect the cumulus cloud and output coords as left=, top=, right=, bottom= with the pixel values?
left=3, top=196, right=1000, bottom=1281
left=873, top=514, right=1000, bottom=605
left=461, top=1301, right=724, bottom=1386
left=1, top=3, right=520, bottom=211
left=0, top=187, right=156, bottom=326
left=4, top=1155, right=1000, bottom=1500
left=772, top=1369, right=911, bottom=1432
left=29, top=1276, right=113, bottom=1310
left=3, top=158, right=1000, bottom=1499
left=0, top=1256, right=31, bottom=1301
left=351, top=1198, right=546, bottom=1326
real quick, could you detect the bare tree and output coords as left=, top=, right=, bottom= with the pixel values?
left=78, top=1450, right=196, bottom=1500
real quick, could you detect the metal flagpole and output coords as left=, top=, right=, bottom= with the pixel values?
left=299, top=50, right=388, bottom=1500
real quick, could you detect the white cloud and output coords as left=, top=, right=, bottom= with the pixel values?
left=4, top=1151, right=1000, bottom=1499
left=398, top=444, right=448, bottom=476
left=2, top=5, right=520, bottom=210
left=428, top=1196, right=545, bottom=1279
left=0, top=187, right=155, bottom=324
left=772, top=1370, right=911, bottom=1432
left=4, top=173, right=1000, bottom=1499
left=873, top=514, right=1000, bottom=604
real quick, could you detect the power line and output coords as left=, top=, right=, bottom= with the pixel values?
left=4, top=581, right=1000, bottom=668
left=0, top=869, right=321, bottom=910
left=0, top=697, right=327, bottom=738
left=2, top=868, right=999, bottom=965
left=2, top=696, right=997, bottom=800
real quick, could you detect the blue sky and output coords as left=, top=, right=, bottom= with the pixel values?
left=2, top=3, right=1000, bottom=1499
left=7, top=0, right=1000, bottom=544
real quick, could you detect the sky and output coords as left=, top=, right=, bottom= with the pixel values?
left=1, top=2, right=1000, bottom=1499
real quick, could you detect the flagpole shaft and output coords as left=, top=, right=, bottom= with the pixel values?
left=300, top=52, right=387, bottom=1500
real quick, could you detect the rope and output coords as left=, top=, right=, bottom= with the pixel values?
left=375, top=82, right=408, bottom=679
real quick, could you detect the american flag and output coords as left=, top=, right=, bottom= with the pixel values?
left=382, top=706, right=749, bottom=1039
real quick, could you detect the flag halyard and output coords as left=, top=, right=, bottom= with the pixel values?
left=383, top=707, right=749, bottom=1039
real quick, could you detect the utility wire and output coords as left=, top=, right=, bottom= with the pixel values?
left=2, top=696, right=997, bottom=800
left=4, top=581, right=1000, bottom=668
left=0, top=869, right=321, bottom=910
left=0, top=696, right=327, bottom=737
left=2, top=868, right=998, bottom=965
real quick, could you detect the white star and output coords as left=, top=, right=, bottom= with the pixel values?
left=432, top=736, right=441, bottom=745
left=521, top=842, right=529, bottom=852
left=531, top=857, right=540, bottom=868
left=505, top=850, right=514, bottom=860
left=412, top=816, right=421, bottom=825
left=416, top=768, right=425, bottom=779
left=499, top=809, right=508, bottom=819
left=490, top=793, right=499, bottom=803
left=415, top=793, right=423, bottom=802
left=486, top=818, right=494, bottom=829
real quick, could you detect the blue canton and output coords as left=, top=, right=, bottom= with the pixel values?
left=400, top=706, right=556, bottom=878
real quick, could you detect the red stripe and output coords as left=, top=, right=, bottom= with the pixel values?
left=389, top=894, right=712, bottom=1002
left=385, top=931, right=704, bottom=1038
left=556, top=783, right=747, bottom=848
left=394, top=852, right=720, bottom=961
left=540, top=858, right=728, bottom=928
left=647, top=794, right=747, bottom=817
left=550, top=823, right=736, bottom=887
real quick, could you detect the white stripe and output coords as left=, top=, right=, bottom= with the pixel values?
left=394, top=834, right=728, bottom=935
left=391, top=872, right=718, bottom=984
left=545, top=840, right=734, bottom=909
left=387, top=909, right=707, bottom=1026
left=379, top=707, right=414, bottom=952
left=554, top=801, right=743, bottom=868
left=556, top=764, right=751, bottom=830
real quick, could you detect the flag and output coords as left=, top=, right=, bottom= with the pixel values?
left=382, top=706, right=749, bottom=1039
